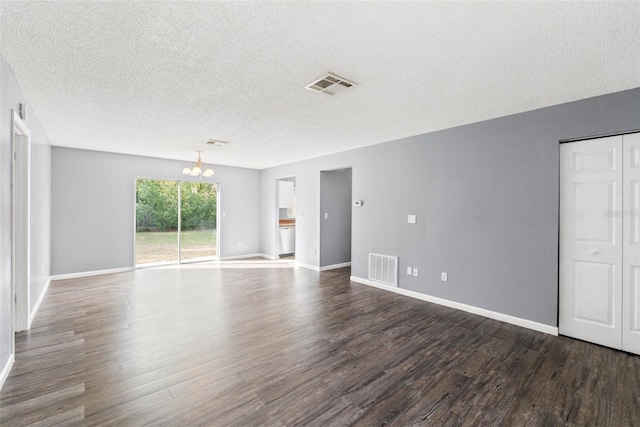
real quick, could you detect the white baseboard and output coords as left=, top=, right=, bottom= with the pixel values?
left=296, top=262, right=320, bottom=271
left=297, top=262, right=352, bottom=272
left=51, top=267, right=134, bottom=281
left=320, top=262, right=351, bottom=271
left=0, top=354, right=14, bottom=391
left=28, top=277, right=51, bottom=328
left=221, top=253, right=276, bottom=261
left=350, top=276, right=558, bottom=336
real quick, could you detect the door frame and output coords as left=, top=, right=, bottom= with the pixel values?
left=275, top=176, right=296, bottom=259
left=12, top=110, right=31, bottom=335
left=319, top=167, right=353, bottom=269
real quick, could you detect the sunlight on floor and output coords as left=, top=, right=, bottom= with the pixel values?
left=152, top=258, right=296, bottom=270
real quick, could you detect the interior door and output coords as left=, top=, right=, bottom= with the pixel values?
left=560, top=135, right=623, bottom=349
left=622, top=132, right=640, bottom=354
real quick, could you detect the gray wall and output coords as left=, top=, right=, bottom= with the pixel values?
left=261, top=87, right=640, bottom=327
left=51, top=148, right=261, bottom=275
left=0, top=56, right=51, bottom=373
left=320, top=168, right=352, bottom=267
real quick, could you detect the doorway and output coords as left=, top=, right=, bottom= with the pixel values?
left=135, top=178, right=218, bottom=266
left=559, top=132, right=640, bottom=354
left=276, top=177, right=296, bottom=259
left=12, top=111, right=31, bottom=335
left=319, top=168, right=352, bottom=269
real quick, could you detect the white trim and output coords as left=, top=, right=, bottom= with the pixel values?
left=320, top=262, right=351, bottom=271
left=51, top=267, right=134, bottom=281
left=296, top=261, right=350, bottom=271
left=350, top=276, right=559, bottom=336
left=215, top=182, right=221, bottom=263
left=296, top=262, right=320, bottom=271
left=177, top=182, right=182, bottom=261
left=0, top=354, right=15, bottom=390
left=221, top=253, right=275, bottom=261
left=28, top=277, right=51, bottom=328
left=12, top=110, right=31, bottom=333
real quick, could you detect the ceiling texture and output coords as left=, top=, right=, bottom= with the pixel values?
left=1, top=1, right=639, bottom=169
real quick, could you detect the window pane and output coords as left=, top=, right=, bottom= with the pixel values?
left=135, top=179, right=179, bottom=265
left=180, top=181, right=217, bottom=262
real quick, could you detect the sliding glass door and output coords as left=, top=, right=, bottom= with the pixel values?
left=135, top=179, right=217, bottom=266
left=135, top=179, right=179, bottom=265
left=180, top=181, right=217, bottom=262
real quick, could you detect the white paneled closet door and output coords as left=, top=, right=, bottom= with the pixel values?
left=560, top=132, right=640, bottom=355
left=560, top=136, right=623, bottom=350
left=622, top=132, right=640, bottom=354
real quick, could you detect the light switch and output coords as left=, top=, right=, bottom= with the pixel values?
left=441, top=272, right=448, bottom=282
left=408, top=215, right=417, bottom=224
left=324, top=212, right=329, bottom=219
left=222, top=212, right=227, bottom=218
left=406, top=266, right=412, bottom=275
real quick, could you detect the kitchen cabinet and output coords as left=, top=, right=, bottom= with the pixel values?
left=279, top=181, right=294, bottom=208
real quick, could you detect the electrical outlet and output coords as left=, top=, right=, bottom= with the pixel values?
left=406, top=266, right=412, bottom=275
left=412, top=268, right=419, bottom=277
left=441, top=272, right=448, bottom=282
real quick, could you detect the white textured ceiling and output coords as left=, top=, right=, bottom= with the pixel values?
left=1, top=1, right=639, bottom=169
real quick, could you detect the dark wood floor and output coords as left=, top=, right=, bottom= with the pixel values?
left=1, top=264, right=638, bottom=426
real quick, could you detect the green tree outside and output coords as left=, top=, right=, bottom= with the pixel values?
left=180, top=181, right=217, bottom=230
left=136, top=179, right=217, bottom=232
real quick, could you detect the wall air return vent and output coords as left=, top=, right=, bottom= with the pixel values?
left=305, top=73, right=358, bottom=95
left=202, top=139, right=231, bottom=146
left=368, top=253, right=398, bottom=287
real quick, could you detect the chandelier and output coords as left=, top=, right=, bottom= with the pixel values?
left=182, top=151, right=214, bottom=177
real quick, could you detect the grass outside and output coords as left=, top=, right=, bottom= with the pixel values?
left=136, top=229, right=217, bottom=264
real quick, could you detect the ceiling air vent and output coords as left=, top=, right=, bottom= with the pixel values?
left=305, top=73, right=358, bottom=95
left=201, top=139, right=231, bottom=146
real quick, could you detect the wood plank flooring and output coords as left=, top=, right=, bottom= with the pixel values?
left=1, top=263, right=639, bottom=426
